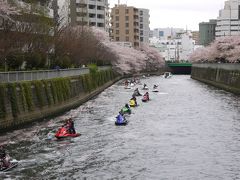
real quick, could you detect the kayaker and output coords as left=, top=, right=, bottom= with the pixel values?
left=131, top=95, right=137, bottom=106
left=143, top=92, right=149, bottom=100
left=68, top=118, right=76, bottom=134
left=116, top=112, right=125, bottom=123
left=121, top=103, right=131, bottom=114
left=133, top=88, right=141, bottom=96
left=153, top=85, right=158, bottom=89
left=143, top=83, right=148, bottom=89
left=0, top=145, right=10, bottom=168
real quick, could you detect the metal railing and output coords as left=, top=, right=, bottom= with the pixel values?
left=0, top=66, right=111, bottom=83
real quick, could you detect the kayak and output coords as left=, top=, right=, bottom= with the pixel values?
left=55, top=127, right=80, bottom=139
left=152, top=90, right=159, bottom=92
left=115, top=120, right=128, bottom=126
left=0, top=162, right=18, bottom=172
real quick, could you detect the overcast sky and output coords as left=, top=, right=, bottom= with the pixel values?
left=109, top=0, right=225, bottom=30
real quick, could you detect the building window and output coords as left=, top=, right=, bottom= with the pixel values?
left=125, top=16, right=129, bottom=21
left=116, top=23, right=119, bottom=28
left=140, top=11, right=143, bottom=15
left=116, top=9, right=119, bottom=14
left=140, top=30, right=143, bottom=35
left=125, top=9, right=129, bottom=14
left=140, top=37, right=144, bottom=42
left=116, top=37, right=119, bottom=41
left=140, top=24, right=143, bottom=29
left=126, top=36, right=129, bottom=41
left=126, top=29, right=129, bottom=34
left=116, top=16, right=119, bottom=21
left=125, top=23, right=129, bottom=27
left=89, top=5, right=95, bottom=9
left=116, top=30, right=119, bottom=34
left=140, top=17, right=143, bottom=22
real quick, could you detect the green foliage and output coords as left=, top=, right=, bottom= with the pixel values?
left=42, top=80, right=53, bottom=106
left=88, top=64, right=98, bottom=75
left=49, top=78, right=71, bottom=103
left=7, top=83, right=19, bottom=118
left=25, top=52, right=47, bottom=70
left=52, top=56, right=72, bottom=69
left=6, top=53, right=24, bottom=70
left=19, top=84, right=28, bottom=112
left=0, top=84, right=6, bottom=118
left=22, top=82, right=34, bottom=111
left=33, top=81, right=44, bottom=108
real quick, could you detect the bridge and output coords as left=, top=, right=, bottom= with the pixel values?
left=166, top=62, right=192, bottom=74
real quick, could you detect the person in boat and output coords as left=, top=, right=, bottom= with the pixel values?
left=130, top=95, right=138, bottom=106
left=133, top=88, right=141, bottom=96
left=0, top=145, right=10, bottom=168
left=124, top=80, right=129, bottom=86
left=153, top=85, right=158, bottom=89
left=116, top=111, right=126, bottom=123
left=121, top=103, right=131, bottom=114
left=143, top=83, right=148, bottom=89
left=143, top=92, right=150, bottom=101
left=67, top=118, right=76, bottom=134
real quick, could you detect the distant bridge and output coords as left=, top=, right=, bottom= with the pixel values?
left=166, top=62, right=192, bottom=74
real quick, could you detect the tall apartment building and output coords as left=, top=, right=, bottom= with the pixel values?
left=110, top=4, right=150, bottom=48
left=139, top=8, right=150, bottom=44
left=216, top=0, right=240, bottom=37
left=69, top=0, right=109, bottom=31
left=199, top=19, right=217, bottom=46
left=191, top=31, right=200, bottom=45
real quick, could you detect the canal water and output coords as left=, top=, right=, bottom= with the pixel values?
left=1, top=75, right=240, bottom=179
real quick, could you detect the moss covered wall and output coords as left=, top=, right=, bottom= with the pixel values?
left=191, top=64, right=240, bottom=94
left=0, top=69, right=119, bottom=131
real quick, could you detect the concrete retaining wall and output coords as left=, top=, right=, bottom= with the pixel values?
left=191, top=63, right=240, bottom=94
left=0, top=69, right=119, bottom=132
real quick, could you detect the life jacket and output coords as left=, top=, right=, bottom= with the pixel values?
left=116, top=115, right=124, bottom=123
left=129, top=99, right=135, bottom=106
left=122, top=107, right=129, bottom=112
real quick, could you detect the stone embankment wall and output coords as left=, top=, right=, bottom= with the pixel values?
left=191, top=64, right=240, bottom=94
left=0, top=69, right=118, bottom=132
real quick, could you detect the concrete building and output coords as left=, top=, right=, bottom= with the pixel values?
left=216, top=0, right=240, bottom=37
left=192, top=31, right=200, bottom=45
left=110, top=4, right=150, bottom=48
left=139, top=8, right=150, bottom=44
left=150, top=31, right=201, bottom=61
left=152, top=28, right=185, bottom=40
left=69, top=0, right=109, bottom=31
left=199, top=20, right=217, bottom=46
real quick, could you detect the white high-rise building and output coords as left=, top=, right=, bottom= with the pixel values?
left=139, top=8, right=150, bottom=44
left=69, top=0, right=110, bottom=31
left=150, top=31, right=202, bottom=61
left=216, top=0, right=240, bottom=37
left=153, top=28, right=185, bottom=40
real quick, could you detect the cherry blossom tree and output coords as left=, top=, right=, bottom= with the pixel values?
left=189, top=36, right=240, bottom=63
left=91, top=27, right=164, bottom=74
left=0, top=0, right=19, bottom=20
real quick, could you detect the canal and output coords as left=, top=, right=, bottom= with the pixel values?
left=1, top=75, right=240, bottom=179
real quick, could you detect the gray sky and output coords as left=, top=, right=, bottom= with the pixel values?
left=109, top=0, right=225, bottom=30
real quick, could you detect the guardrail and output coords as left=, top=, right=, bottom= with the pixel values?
left=0, top=66, right=111, bottom=83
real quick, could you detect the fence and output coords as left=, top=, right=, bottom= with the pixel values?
left=0, top=66, right=111, bottom=83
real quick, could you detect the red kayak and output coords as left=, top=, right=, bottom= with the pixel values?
left=55, top=127, right=80, bottom=139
